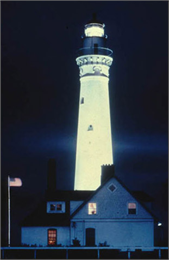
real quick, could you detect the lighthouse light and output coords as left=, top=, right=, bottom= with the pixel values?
left=85, top=25, right=104, bottom=37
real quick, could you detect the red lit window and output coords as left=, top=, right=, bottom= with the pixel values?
left=48, top=229, right=57, bottom=246
left=128, top=203, right=136, bottom=214
left=88, top=203, right=97, bottom=215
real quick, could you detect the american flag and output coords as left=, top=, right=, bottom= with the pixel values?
left=9, top=177, right=22, bottom=187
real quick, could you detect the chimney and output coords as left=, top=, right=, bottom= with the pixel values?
left=101, top=164, right=115, bottom=185
left=47, top=159, right=56, bottom=191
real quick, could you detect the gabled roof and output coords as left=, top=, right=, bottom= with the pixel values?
left=70, top=174, right=158, bottom=221
left=70, top=177, right=110, bottom=219
left=114, top=175, right=158, bottom=220
left=21, top=175, right=158, bottom=227
left=21, top=200, right=70, bottom=227
left=21, top=190, right=93, bottom=227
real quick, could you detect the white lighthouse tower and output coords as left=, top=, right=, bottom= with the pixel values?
left=74, top=15, right=113, bottom=190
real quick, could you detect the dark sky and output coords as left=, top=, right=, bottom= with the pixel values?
left=1, top=1, right=168, bottom=245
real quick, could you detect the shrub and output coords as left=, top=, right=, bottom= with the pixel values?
left=72, top=237, right=81, bottom=246
left=99, top=241, right=109, bottom=247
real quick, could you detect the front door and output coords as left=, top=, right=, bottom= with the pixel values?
left=86, top=228, right=95, bottom=246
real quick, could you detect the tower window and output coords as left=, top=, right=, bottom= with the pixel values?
left=128, top=203, right=136, bottom=214
left=88, top=125, right=93, bottom=131
left=94, top=44, right=98, bottom=54
left=88, top=203, right=97, bottom=215
left=81, top=97, right=84, bottom=104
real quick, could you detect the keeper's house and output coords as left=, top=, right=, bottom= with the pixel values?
left=21, top=164, right=155, bottom=247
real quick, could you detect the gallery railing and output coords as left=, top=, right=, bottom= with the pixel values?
left=76, top=47, right=113, bottom=57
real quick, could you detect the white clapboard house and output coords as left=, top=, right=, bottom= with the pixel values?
left=21, top=164, right=156, bottom=247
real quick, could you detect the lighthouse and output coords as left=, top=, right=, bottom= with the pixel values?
left=74, top=15, right=113, bottom=190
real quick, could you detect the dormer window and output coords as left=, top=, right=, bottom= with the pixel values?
left=47, top=201, right=65, bottom=213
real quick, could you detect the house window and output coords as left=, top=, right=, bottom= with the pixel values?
left=81, top=97, right=84, bottom=104
left=128, top=203, right=136, bottom=214
left=88, top=203, right=97, bottom=215
left=108, top=184, right=116, bottom=192
left=50, top=204, right=56, bottom=211
left=47, top=201, right=65, bottom=213
left=48, top=229, right=57, bottom=246
left=88, top=125, right=93, bottom=131
left=57, top=204, right=62, bottom=211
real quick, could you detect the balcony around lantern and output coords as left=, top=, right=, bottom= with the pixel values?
left=76, top=46, right=113, bottom=57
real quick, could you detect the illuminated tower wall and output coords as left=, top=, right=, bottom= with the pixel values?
left=74, top=16, right=113, bottom=190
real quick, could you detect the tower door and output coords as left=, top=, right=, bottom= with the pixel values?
left=86, top=228, right=95, bottom=246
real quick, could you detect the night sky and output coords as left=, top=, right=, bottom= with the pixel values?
left=1, top=1, right=168, bottom=246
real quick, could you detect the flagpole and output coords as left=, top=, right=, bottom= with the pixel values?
left=8, top=175, right=10, bottom=247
